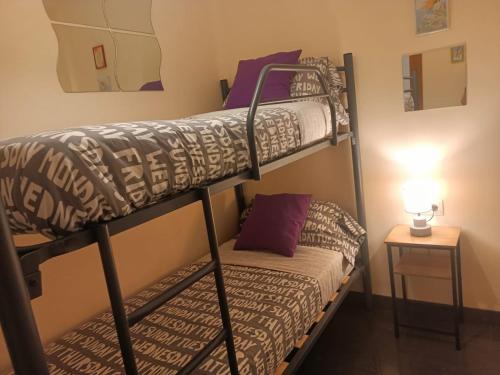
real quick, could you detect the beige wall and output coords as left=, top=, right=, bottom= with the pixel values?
left=0, top=0, right=235, bottom=371
left=245, top=142, right=357, bottom=220
left=209, top=0, right=344, bottom=84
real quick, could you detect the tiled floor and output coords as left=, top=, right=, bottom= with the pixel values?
left=299, top=295, right=500, bottom=375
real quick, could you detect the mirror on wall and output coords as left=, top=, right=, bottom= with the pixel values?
left=402, top=45, right=467, bottom=112
left=104, top=0, right=155, bottom=34
left=113, top=33, right=162, bottom=91
left=43, top=0, right=163, bottom=93
left=43, top=0, right=107, bottom=27
left=53, top=24, right=120, bottom=92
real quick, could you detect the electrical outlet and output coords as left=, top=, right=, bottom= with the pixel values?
left=423, top=200, right=444, bottom=217
left=434, top=200, right=444, bottom=216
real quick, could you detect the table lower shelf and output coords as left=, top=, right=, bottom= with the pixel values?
left=394, top=252, right=451, bottom=280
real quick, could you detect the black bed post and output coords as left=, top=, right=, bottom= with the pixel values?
left=234, top=184, right=246, bottom=216
left=344, top=53, right=373, bottom=310
left=0, top=202, right=49, bottom=375
left=220, top=79, right=230, bottom=103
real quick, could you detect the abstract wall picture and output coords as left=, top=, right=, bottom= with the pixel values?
left=415, top=0, right=449, bottom=35
left=451, top=45, right=465, bottom=63
left=92, top=44, right=107, bottom=70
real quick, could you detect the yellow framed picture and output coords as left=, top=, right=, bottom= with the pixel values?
left=92, top=44, right=107, bottom=70
left=415, top=0, right=449, bottom=35
left=451, top=45, right=465, bottom=63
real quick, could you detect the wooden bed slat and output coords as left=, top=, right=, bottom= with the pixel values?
left=342, top=275, right=350, bottom=285
left=295, top=335, right=309, bottom=349
left=274, top=268, right=361, bottom=375
left=315, top=311, right=325, bottom=323
left=275, top=362, right=289, bottom=375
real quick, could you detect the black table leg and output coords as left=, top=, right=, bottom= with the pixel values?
left=387, top=245, right=399, bottom=338
left=456, top=241, right=464, bottom=322
left=399, top=247, right=407, bottom=301
left=450, top=248, right=461, bottom=350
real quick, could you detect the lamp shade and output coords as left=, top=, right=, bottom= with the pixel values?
left=402, top=180, right=435, bottom=214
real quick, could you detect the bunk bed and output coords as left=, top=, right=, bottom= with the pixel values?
left=0, top=53, right=372, bottom=375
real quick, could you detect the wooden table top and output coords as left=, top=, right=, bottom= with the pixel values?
left=384, top=224, right=461, bottom=249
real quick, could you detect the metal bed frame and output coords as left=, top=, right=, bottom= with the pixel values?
left=403, top=71, right=420, bottom=110
left=0, top=53, right=371, bottom=375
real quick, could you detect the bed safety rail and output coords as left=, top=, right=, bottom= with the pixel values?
left=230, top=53, right=372, bottom=309
left=403, top=71, right=420, bottom=109
left=245, top=64, right=338, bottom=180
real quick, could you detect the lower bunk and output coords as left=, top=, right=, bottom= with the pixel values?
left=4, top=240, right=359, bottom=375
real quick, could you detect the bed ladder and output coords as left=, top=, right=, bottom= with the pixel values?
left=0, top=203, right=49, bottom=375
left=0, top=190, right=239, bottom=375
left=94, top=187, right=239, bottom=374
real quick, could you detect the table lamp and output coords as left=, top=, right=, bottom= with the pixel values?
left=403, top=180, right=438, bottom=237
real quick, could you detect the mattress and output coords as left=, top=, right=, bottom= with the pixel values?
left=204, top=239, right=350, bottom=306
left=0, top=102, right=333, bottom=238
left=194, top=101, right=332, bottom=147
left=4, top=242, right=349, bottom=375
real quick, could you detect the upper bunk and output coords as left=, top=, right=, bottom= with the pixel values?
left=0, top=53, right=361, bottom=298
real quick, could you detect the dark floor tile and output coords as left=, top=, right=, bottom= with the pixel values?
left=298, top=295, right=500, bottom=375
left=491, top=323, right=500, bottom=342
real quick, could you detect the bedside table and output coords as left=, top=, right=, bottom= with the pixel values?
left=384, top=224, right=463, bottom=350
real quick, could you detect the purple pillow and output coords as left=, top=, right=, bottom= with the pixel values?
left=234, top=193, right=311, bottom=257
left=224, top=50, right=302, bottom=109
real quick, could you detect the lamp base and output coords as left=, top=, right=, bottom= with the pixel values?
left=410, top=225, right=432, bottom=237
left=410, top=216, right=432, bottom=237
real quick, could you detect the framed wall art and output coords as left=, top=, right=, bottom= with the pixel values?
left=415, top=0, right=449, bottom=35
left=92, top=44, right=107, bottom=70
left=451, top=45, right=465, bottom=63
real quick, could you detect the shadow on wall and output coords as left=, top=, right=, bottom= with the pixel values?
left=459, top=233, right=499, bottom=311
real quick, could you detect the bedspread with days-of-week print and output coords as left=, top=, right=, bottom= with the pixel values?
left=0, top=107, right=300, bottom=237
left=24, top=263, right=323, bottom=375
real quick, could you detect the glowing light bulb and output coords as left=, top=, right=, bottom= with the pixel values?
left=402, top=179, right=438, bottom=214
